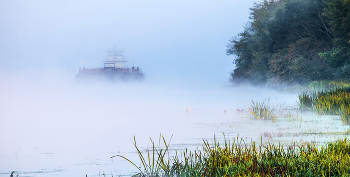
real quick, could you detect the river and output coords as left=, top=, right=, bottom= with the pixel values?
left=1, top=77, right=348, bottom=177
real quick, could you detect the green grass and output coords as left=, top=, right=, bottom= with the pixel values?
left=114, top=135, right=350, bottom=176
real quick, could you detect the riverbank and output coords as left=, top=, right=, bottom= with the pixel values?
left=116, top=83, right=350, bottom=176
left=121, top=134, right=350, bottom=176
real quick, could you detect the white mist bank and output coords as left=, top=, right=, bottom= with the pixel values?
left=0, top=71, right=297, bottom=151
left=0, top=71, right=297, bottom=176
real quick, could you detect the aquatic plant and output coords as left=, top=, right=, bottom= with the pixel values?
left=298, top=91, right=315, bottom=111
left=111, top=135, right=172, bottom=176
left=338, top=104, right=350, bottom=124
left=314, top=89, right=350, bottom=115
left=249, top=98, right=283, bottom=120
left=308, top=79, right=350, bottom=91
left=298, top=87, right=350, bottom=124
left=287, top=112, right=302, bottom=128
left=115, top=135, right=350, bottom=176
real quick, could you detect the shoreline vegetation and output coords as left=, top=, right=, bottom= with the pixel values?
left=299, top=81, right=350, bottom=124
left=114, top=83, right=350, bottom=176
left=114, top=134, right=350, bottom=176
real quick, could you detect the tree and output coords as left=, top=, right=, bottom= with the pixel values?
left=323, top=0, right=350, bottom=54
left=227, top=0, right=333, bottom=85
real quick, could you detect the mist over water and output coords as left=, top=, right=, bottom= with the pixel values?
left=0, top=71, right=298, bottom=176
left=0, top=0, right=302, bottom=176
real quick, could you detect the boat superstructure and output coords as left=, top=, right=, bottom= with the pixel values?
left=75, top=48, right=144, bottom=82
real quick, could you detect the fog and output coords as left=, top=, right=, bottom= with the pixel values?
left=0, top=74, right=298, bottom=176
left=0, top=0, right=257, bottom=85
left=0, top=0, right=300, bottom=176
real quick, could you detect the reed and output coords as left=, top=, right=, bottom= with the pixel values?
left=115, top=135, right=350, bottom=176
left=308, top=79, right=350, bottom=91
left=298, top=91, right=315, bottom=111
left=338, top=104, right=350, bottom=124
left=287, top=112, right=302, bottom=128
left=314, top=88, right=350, bottom=115
left=298, top=87, right=350, bottom=124
left=249, top=98, right=283, bottom=120
left=111, top=135, right=172, bottom=176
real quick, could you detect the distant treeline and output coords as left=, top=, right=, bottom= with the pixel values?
left=227, top=0, right=350, bottom=86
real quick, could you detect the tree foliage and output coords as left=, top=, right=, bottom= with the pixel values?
left=319, top=47, right=348, bottom=68
left=323, top=0, right=350, bottom=54
left=227, top=0, right=349, bottom=85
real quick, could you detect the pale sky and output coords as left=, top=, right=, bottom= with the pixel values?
left=0, top=0, right=257, bottom=85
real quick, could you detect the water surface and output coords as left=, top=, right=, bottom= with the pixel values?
left=1, top=77, right=348, bottom=176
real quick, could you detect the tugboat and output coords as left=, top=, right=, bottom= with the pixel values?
left=76, top=48, right=144, bottom=82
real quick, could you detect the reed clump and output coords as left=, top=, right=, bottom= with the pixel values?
left=114, top=135, right=350, bottom=176
left=298, top=91, right=315, bottom=111
left=249, top=98, right=284, bottom=120
left=298, top=87, right=350, bottom=124
left=308, top=79, right=350, bottom=91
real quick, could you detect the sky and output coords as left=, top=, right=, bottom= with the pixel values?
left=0, top=0, right=257, bottom=86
